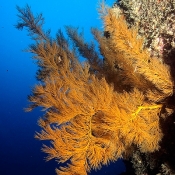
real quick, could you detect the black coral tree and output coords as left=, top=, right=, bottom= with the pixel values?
left=15, top=2, right=174, bottom=175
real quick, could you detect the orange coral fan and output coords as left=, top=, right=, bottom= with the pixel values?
left=16, top=2, right=174, bottom=175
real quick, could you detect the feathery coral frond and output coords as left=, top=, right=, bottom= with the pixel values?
left=16, top=2, right=174, bottom=175
left=102, top=8, right=173, bottom=97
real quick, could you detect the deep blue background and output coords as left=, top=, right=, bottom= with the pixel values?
left=0, top=0, right=125, bottom=174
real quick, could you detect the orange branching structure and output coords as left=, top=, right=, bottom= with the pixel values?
left=16, top=2, right=174, bottom=175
